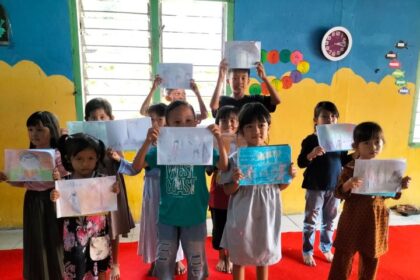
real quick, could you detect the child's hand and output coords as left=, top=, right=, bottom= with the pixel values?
left=219, top=59, right=228, bottom=78
left=146, top=126, right=160, bottom=143
left=50, top=189, right=60, bottom=202
left=111, top=182, right=120, bottom=194
left=0, top=171, right=8, bottom=182
left=232, top=167, right=244, bottom=184
left=342, top=177, right=363, bottom=192
left=256, top=62, right=267, bottom=80
left=107, top=148, right=121, bottom=162
left=190, top=79, right=199, bottom=93
left=401, top=176, right=411, bottom=189
left=60, top=128, right=68, bottom=136
left=52, top=168, right=61, bottom=181
left=207, top=124, right=221, bottom=139
left=152, top=75, right=162, bottom=89
left=308, top=146, right=325, bottom=161
left=289, top=163, right=297, bottom=178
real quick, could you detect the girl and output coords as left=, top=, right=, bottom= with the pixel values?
left=207, top=105, right=240, bottom=274
left=84, top=98, right=135, bottom=280
left=220, top=102, right=296, bottom=280
left=110, top=103, right=186, bottom=276
left=132, top=100, right=228, bottom=279
left=297, top=101, right=352, bottom=266
left=0, top=111, right=66, bottom=280
left=50, top=133, right=119, bottom=280
left=139, top=75, right=208, bottom=122
left=328, top=122, right=411, bottom=280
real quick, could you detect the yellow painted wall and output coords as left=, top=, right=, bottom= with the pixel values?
left=0, top=61, right=418, bottom=228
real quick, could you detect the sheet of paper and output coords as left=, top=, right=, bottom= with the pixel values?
left=4, top=149, right=56, bottom=181
left=157, top=127, right=213, bottom=165
left=224, top=41, right=261, bottom=69
left=55, top=176, right=117, bottom=218
left=238, top=145, right=292, bottom=186
left=67, top=118, right=151, bottom=151
left=352, top=159, right=406, bottom=196
left=158, top=63, right=193, bottom=89
left=316, top=123, right=356, bottom=152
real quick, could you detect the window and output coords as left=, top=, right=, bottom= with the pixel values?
left=73, top=0, right=231, bottom=119
left=410, top=60, right=420, bottom=145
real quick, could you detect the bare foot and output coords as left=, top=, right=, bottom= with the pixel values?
left=303, top=255, right=316, bottom=266
left=175, top=261, right=186, bottom=275
left=215, top=258, right=226, bottom=272
left=323, top=251, right=334, bottom=262
left=110, top=263, right=120, bottom=280
left=224, top=257, right=233, bottom=274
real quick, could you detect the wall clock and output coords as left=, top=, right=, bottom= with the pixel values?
left=321, top=26, right=352, bottom=61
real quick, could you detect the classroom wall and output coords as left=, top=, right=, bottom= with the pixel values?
left=0, top=0, right=419, bottom=228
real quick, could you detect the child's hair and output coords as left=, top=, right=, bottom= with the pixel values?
left=314, top=101, right=339, bottom=119
left=215, top=105, right=240, bottom=125
left=84, top=98, right=113, bottom=121
left=58, top=133, right=106, bottom=172
left=26, top=111, right=61, bottom=149
left=165, top=100, right=196, bottom=124
left=353, top=122, right=385, bottom=146
left=147, top=103, right=167, bottom=117
left=228, top=68, right=250, bottom=77
left=237, top=102, right=271, bottom=133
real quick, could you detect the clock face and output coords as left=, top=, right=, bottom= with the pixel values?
left=321, top=27, right=352, bottom=61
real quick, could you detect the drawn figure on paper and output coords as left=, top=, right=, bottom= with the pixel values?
left=171, top=140, right=180, bottom=162
left=64, top=182, right=81, bottom=214
left=166, top=166, right=197, bottom=196
left=19, top=151, right=42, bottom=180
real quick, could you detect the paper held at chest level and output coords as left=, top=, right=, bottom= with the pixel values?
left=352, top=159, right=406, bottom=197
left=55, top=176, right=117, bottom=218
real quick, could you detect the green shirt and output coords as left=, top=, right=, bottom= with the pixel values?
left=146, top=147, right=219, bottom=226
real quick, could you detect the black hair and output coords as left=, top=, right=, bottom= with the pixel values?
left=228, top=68, right=251, bottom=77
left=238, top=102, right=271, bottom=133
left=58, top=133, right=105, bottom=172
left=84, top=98, right=113, bottom=121
left=215, top=105, right=240, bottom=125
left=165, top=100, right=196, bottom=124
left=147, top=103, right=167, bottom=117
left=353, top=122, right=385, bottom=146
left=26, top=111, right=61, bottom=149
left=314, top=101, right=339, bottom=119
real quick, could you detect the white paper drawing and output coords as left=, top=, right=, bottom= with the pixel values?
left=158, top=63, right=193, bottom=89
left=316, top=123, right=356, bottom=152
left=224, top=41, right=261, bottom=69
left=67, top=118, right=151, bottom=151
left=4, top=149, right=56, bottom=181
left=55, top=176, right=118, bottom=218
left=352, top=159, right=406, bottom=197
left=157, top=127, right=213, bottom=165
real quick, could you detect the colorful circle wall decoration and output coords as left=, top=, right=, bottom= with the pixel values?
left=248, top=49, right=310, bottom=94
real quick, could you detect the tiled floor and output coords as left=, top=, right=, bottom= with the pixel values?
left=1, top=212, right=419, bottom=250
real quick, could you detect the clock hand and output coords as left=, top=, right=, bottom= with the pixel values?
left=334, top=42, right=345, bottom=47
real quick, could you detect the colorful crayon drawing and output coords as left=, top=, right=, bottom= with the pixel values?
left=157, top=127, right=213, bottom=165
left=224, top=41, right=261, bottom=69
left=352, top=159, right=406, bottom=197
left=158, top=63, right=193, bottom=89
left=238, top=145, right=292, bottom=186
left=55, top=176, right=117, bottom=218
left=316, top=123, right=356, bottom=152
left=4, top=149, right=55, bottom=181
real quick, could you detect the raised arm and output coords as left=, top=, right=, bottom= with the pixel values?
left=210, top=59, right=228, bottom=113
left=208, top=124, right=228, bottom=171
left=256, top=62, right=281, bottom=105
left=140, top=75, right=162, bottom=116
left=132, top=126, right=159, bottom=170
left=190, top=79, right=208, bottom=121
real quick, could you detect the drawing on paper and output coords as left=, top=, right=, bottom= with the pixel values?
left=316, top=123, right=356, bottom=152
left=224, top=41, right=261, bottom=69
left=158, top=63, right=193, bottom=89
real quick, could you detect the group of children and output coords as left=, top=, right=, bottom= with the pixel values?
left=0, top=59, right=411, bottom=280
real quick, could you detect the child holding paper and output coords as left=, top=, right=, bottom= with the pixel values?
left=220, top=102, right=296, bottom=280
left=209, top=58, right=281, bottom=117
left=50, top=133, right=119, bottom=280
left=132, top=100, right=228, bottom=279
left=297, top=101, right=352, bottom=266
left=84, top=98, right=135, bottom=280
left=0, top=111, right=67, bottom=280
left=139, top=75, right=208, bottom=122
left=328, top=122, right=411, bottom=280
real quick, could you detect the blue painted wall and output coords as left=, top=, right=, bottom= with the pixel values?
left=0, top=0, right=73, bottom=78
left=235, top=0, right=420, bottom=83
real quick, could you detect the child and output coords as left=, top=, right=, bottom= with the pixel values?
left=139, top=75, right=208, bottom=122
left=297, top=101, right=352, bottom=266
left=220, top=102, right=296, bottom=280
left=207, top=105, right=240, bottom=274
left=50, top=133, right=119, bottom=280
left=0, top=111, right=66, bottom=280
left=110, top=103, right=186, bottom=276
left=132, top=100, right=228, bottom=279
left=328, top=122, right=411, bottom=280
left=209, top=58, right=281, bottom=117
left=84, top=98, right=135, bottom=280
